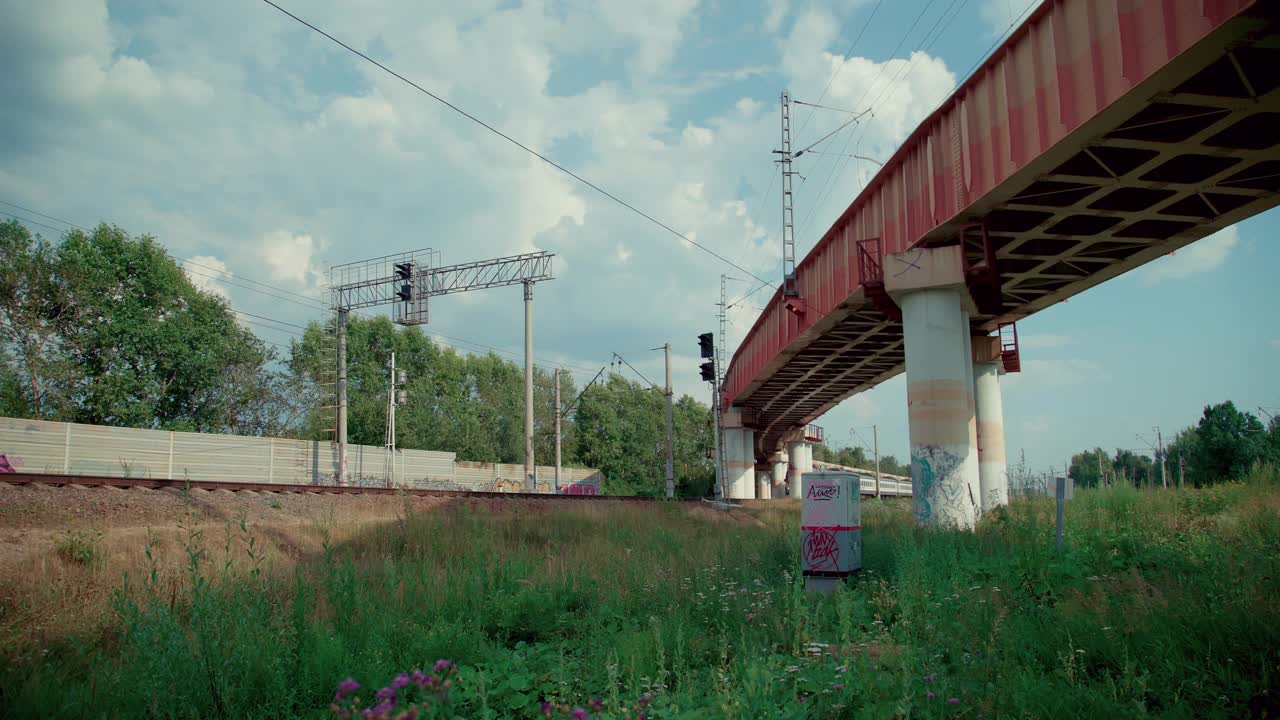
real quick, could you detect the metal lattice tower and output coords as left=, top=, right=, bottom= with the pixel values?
left=778, top=91, right=798, bottom=297
left=715, top=274, right=730, bottom=499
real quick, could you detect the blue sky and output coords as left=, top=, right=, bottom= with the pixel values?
left=1, top=0, right=1276, bottom=475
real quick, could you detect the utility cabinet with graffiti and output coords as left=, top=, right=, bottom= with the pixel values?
left=800, top=471, right=862, bottom=593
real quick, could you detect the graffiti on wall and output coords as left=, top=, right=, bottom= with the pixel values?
left=911, top=446, right=970, bottom=526
left=0, top=453, right=19, bottom=473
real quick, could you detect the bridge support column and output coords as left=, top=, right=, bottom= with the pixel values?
left=886, top=245, right=980, bottom=530
left=723, top=417, right=755, bottom=499
left=787, top=440, right=812, bottom=497
left=756, top=466, right=771, bottom=499
left=770, top=452, right=788, bottom=498
left=973, top=360, right=1008, bottom=512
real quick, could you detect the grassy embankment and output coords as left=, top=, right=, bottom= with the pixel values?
left=3, top=472, right=1279, bottom=719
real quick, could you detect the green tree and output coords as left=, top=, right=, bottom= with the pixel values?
left=48, top=225, right=272, bottom=431
left=573, top=374, right=666, bottom=495
left=673, top=394, right=714, bottom=496
left=1186, top=401, right=1266, bottom=485
left=1069, top=447, right=1114, bottom=488
left=1113, top=449, right=1156, bottom=488
left=0, top=221, right=68, bottom=418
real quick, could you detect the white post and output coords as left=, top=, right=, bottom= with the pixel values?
left=269, top=437, right=275, bottom=484
left=62, top=422, right=71, bottom=474
left=167, top=431, right=175, bottom=480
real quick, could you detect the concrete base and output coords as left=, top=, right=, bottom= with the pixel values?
left=756, top=469, right=770, bottom=499
left=804, top=575, right=851, bottom=593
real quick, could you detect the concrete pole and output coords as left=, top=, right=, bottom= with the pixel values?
left=554, top=368, right=562, bottom=493
left=523, top=281, right=535, bottom=492
left=664, top=342, right=675, bottom=498
left=756, top=467, right=770, bottom=499
left=337, top=308, right=349, bottom=486
left=873, top=424, right=880, bottom=499
left=1156, top=427, right=1167, bottom=489
left=973, top=360, right=1008, bottom=512
left=898, top=287, right=980, bottom=529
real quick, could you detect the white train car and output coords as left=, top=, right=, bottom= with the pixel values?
left=811, top=461, right=913, bottom=497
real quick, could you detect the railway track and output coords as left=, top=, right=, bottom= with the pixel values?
left=0, top=472, right=758, bottom=504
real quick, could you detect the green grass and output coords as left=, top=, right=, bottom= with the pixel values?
left=3, top=471, right=1279, bottom=719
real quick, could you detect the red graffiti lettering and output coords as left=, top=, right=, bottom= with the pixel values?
left=802, top=529, right=839, bottom=571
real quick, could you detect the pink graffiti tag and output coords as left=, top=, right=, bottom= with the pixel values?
left=802, top=529, right=839, bottom=571
left=0, top=454, right=16, bottom=474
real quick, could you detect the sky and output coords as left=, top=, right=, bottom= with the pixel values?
left=1, top=0, right=1277, bottom=475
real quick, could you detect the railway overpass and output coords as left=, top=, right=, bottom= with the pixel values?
left=722, top=0, right=1280, bottom=526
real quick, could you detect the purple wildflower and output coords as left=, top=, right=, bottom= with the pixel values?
left=433, top=659, right=454, bottom=673
left=362, top=699, right=394, bottom=718
left=391, top=673, right=411, bottom=691
left=571, top=708, right=589, bottom=720
left=638, top=692, right=653, bottom=708
left=948, top=697, right=959, bottom=705
left=798, top=696, right=807, bottom=703
left=411, top=670, right=427, bottom=688
left=540, top=701, right=553, bottom=718
left=924, top=674, right=936, bottom=682
left=375, top=686, right=396, bottom=701
left=336, top=677, right=360, bottom=698
left=833, top=683, right=845, bottom=691
left=927, top=691, right=937, bottom=699
left=589, top=697, right=604, bottom=712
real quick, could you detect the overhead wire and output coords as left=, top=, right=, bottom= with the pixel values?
left=259, top=0, right=775, bottom=289
left=795, top=0, right=942, bottom=241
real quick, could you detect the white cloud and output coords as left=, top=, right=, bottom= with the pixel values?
left=1138, top=227, right=1240, bottom=286
left=258, top=231, right=317, bottom=286
left=1018, top=334, right=1071, bottom=350
left=979, top=0, right=1044, bottom=36
left=182, top=255, right=231, bottom=301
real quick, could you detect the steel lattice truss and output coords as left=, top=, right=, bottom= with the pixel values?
left=330, top=249, right=554, bottom=325
left=425, top=252, right=553, bottom=297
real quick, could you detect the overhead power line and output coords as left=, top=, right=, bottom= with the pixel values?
left=259, top=0, right=775, bottom=289
left=792, top=0, right=885, bottom=142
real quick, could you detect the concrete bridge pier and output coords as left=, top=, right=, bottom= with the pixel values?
left=723, top=408, right=756, bottom=499
left=972, top=336, right=1009, bottom=512
left=785, top=438, right=812, bottom=497
left=886, top=245, right=981, bottom=530
left=756, top=465, right=771, bottom=499
left=770, top=452, right=788, bottom=498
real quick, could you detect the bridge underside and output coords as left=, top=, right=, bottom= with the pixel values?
left=742, top=16, right=1280, bottom=455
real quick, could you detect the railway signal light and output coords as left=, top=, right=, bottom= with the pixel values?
left=699, top=360, right=716, bottom=383
left=698, top=332, right=714, bottom=359
left=395, top=262, right=414, bottom=302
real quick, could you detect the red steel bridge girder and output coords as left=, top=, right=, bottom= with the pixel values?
left=725, top=0, right=1280, bottom=456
